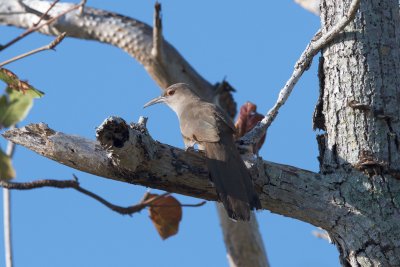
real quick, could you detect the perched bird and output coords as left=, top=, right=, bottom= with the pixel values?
left=144, top=83, right=261, bottom=220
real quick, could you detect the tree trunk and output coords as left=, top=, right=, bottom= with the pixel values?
left=216, top=204, right=269, bottom=267
left=318, top=0, right=400, bottom=265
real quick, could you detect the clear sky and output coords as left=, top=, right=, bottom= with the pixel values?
left=0, top=1, right=340, bottom=266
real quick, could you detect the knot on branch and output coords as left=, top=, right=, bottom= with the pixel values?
left=354, top=150, right=387, bottom=176
left=97, top=117, right=130, bottom=148
left=96, top=116, right=157, bottom=171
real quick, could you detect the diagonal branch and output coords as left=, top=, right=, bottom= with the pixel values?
left=0, top=0, right=238, bottom=117
left=0, top=0, right=213, bottom=97
left=241, top=0, right=361, bottom=147
left=0, top=32, right=66, bottom=67
left=0, top=0, right=83, bottom=51
left=2, top=120, right=345, bottom=230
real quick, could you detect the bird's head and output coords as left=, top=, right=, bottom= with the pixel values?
left=144, top=83, right=199, bottom=114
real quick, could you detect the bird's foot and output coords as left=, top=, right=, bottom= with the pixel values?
left=185, top=146, right=196, bottom=153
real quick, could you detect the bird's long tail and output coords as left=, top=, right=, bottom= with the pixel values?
left=204, top=138, right=261, bottom=221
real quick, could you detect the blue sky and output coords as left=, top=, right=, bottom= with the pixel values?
left=0, top=1, right=340, bottom=266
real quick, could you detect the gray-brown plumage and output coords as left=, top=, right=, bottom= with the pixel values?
left=144, top=83, right=261, bottom=220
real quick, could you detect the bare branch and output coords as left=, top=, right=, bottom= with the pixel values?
left=78, top=0, right=87, bottom=15
left=0, top=1, right=83, bottom=51
left=32, top=0, right=60, bottom=27
left=151, top=2, right=163, bottom=61
left=0, top=32, right=66, bottom=67
left=0, top=177, right=204, bottom=215
left=0, top=0, right=217, bottom=100
left=217, top=204, right=270, bottom=267
left=241, top=0, right=361, bottom=147
left=2, top=121, right=344, bottom=229
left=3, top=126, right=16, bottom=267
left=137, top=116, right=148, bottom=127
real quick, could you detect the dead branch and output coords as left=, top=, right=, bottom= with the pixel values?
left=0, top=1, right=83, bottom=51
left=0, top=177, right=205, bottom=215
left=0, top=32, right=66, bottom=67
left=2, top=120, right=344, bottom=230
left=241, top=0, right=361, bottom=148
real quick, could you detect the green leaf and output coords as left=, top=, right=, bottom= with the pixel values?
left=0, top=148, right=15, bottom=180
left=0, top=87, right=34, bottom=128
left=0, top=68, right=44, bottom=128
left=0, top=68, right=44, bottom=98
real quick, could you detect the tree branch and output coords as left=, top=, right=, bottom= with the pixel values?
left=151, top=2, right=163, bottom=61
left=0, top=1, right=257, bottom=265
left=3, top=127, right=16, bottom=267
left=32, top=0, right=60, bottom=27
left=0, top=177, right=205, bottom=215
left=241, top=0, right=361, bottom=147
left=0, top=0, right=213, bottom=96
left=2, top=120, right=344, bottom=229
left=0, top=32, right=66, bottom=67
left=0, top=0, right=238, bottom=117
left=0, top=0, right=83, bottom=51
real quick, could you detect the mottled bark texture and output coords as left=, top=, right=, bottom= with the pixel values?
left=2, top=0, right=400, bottom=266
left=3, top=120, right=329, bottom=226
left=316, top=0, right=400, bottom=265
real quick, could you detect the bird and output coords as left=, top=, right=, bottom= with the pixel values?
left=144, top=83, right=261, bottom=220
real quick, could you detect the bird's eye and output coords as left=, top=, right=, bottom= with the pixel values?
left=167, top=90, right=175, bottom=96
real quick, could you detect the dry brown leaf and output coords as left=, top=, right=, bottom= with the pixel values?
left=147, top=193, right=182, bottom=240
left=235, top=101, right=266, bottom=153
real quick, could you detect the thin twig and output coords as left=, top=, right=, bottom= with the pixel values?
left=0, top=177, right=206, bottom=216
left=0, top=1, right=83, bottom=51
left=32, top=0, right=61, bottom=27
left=3, top=125, right=16, bottom=267
left=150, top=201, right=206, bottom=208
left=243, top=0, right=361, bottom=146
left=137, top=116, right=148, bottom=127
left=79, top=0, right=87, bottom=15
left=0, top=32, right=66, bottom=67
left=151, top=2, right=163, bottom=60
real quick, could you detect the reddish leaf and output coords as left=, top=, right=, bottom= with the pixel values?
left=147, top=193, right=182, bottom=240
left=235, top=101, right=265, bottom=153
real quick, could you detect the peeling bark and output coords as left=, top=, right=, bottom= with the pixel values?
left=3, top=120, right=346, bottom=230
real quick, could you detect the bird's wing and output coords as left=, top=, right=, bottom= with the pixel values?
left=180, top=102, right=235, bottom=143
left=214, top=104, right=236, bottom=133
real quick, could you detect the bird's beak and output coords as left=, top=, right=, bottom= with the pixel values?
left=143, top=96, right=165, bottom=108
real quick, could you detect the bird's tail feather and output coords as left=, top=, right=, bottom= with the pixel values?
left=204, top=139, right=261, bottom=221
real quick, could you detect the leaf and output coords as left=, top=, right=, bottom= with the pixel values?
left=0, top=148, right=16, bottom=180
left=0, top=88, right=33, bottom=128
left=0, top=68, right=44, bottom=98
left=147, top=194, right=182, bottom=240
left=0, top=68, right=44, bottom=128
left=235, top=101, right=266, bottom=153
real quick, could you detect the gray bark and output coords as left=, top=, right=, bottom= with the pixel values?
left=2, top=0, right=400, bottom=266
left=3, top=120, right=329, bottom=227
left=216, top=204, right=269, bottom=267
left=315, top=0, right=400, bottom=265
